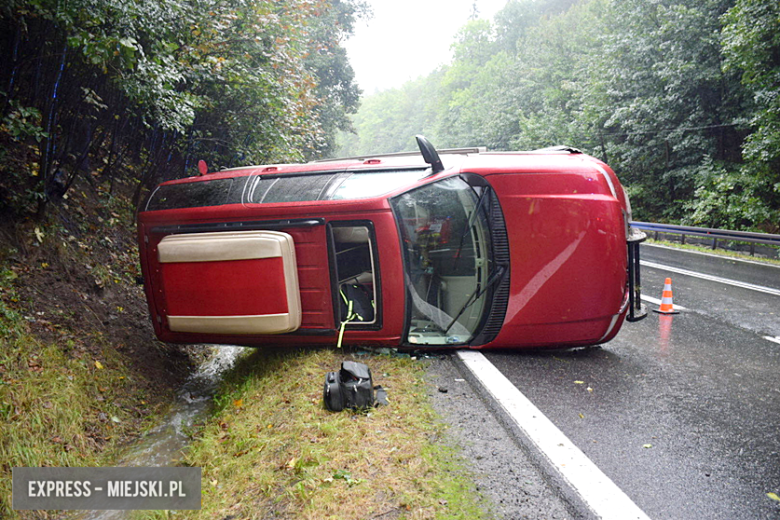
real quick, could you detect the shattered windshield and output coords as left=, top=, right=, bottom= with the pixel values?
left=391, top=177, right=495, bottom=345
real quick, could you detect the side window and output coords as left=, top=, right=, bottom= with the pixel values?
left=145, top=178, right=235, bottom=211
left=331, top=223, right=378, bottom=327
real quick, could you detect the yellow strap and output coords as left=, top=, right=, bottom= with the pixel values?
left=337, top=299, right=354, bottom=349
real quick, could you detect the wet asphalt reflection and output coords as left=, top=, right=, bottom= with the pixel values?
left=485, top=302, right=780, bottom=519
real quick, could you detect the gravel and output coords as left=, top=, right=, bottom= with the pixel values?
left=426, top=353, right=580, bottom=520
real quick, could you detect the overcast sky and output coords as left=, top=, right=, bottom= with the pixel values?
left=342, top=0, right=510, bottom=94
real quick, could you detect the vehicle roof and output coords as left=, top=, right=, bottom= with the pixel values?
left=163, top=146, right=607, bottom=186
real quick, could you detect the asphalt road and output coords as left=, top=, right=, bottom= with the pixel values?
left=478, top=245, right=780, bottom=519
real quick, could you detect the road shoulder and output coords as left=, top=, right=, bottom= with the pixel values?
left=426, top=354, right=575, bottom=520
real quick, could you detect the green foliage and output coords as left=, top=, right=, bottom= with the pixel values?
left=1, top=102, right=48, bottom=143
left=0, top=0, right=364, bottom=216
left=683, top=157, right=775, bottom=229
left=721, top=0, right=780, bottom=231
left=341, top=0, right=779, bottom=231
left=337, top=72, right=447, bottom=156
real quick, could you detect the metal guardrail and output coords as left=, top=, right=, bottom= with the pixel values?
left=632, top=221, right=780, bottom=255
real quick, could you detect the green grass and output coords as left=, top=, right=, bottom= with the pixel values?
left=0, top=289, right=169, bottom=519
left=134, top=348, right=492, bottom=520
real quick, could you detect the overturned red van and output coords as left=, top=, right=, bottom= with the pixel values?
left=137, top=136, right=646, bottom=350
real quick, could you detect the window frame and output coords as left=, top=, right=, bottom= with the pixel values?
left=390, top=174, right=502, bottom=347
left=327, top=220, right=383, bottom=331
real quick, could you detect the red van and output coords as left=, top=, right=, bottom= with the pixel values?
left=137, top=136, right=646, bottom=350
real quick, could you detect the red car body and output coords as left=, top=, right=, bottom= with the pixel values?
left=137, top=138, right=646, bottom=350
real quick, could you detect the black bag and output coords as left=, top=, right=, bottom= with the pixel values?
left=339, top=283, right=375, bottom=323
left=323, top=361, right=375, bottom=411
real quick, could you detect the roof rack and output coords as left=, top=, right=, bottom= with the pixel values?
left=313, top=146, right=487, bottom=164
left=482, top=145, right=583, bottom=155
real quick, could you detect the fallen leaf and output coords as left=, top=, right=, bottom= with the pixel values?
left=94, top=360, right=104, bottom=370
left=643, top=444, right=653, bottom=449
left=233, top=399, right=243, bottom=408
left=579, top=413, right=585, bottom=419
left=574, top=380, right=585, bottom=385
left=34, top=227, right=44, bottom=243
left=768, top=492, right=780, bottom=502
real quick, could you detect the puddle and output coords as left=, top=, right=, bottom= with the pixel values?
left=76, top=345, right=246, bottom=520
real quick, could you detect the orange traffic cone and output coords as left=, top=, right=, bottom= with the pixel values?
left=653, top=278, right=680, bottom=315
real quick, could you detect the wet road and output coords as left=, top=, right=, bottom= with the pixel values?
left=484, top=246, right=780, bottom=520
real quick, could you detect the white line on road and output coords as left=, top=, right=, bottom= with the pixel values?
left=457, top=350, right=652, bottom=520
left=765, top=336, right=780, bottom=345
left=640, top=294, right=688, bottom=312
left=640, top=260, right=780, bottom=297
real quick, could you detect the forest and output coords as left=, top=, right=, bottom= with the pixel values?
left=337, top=0, right=780, bottom=231
left=0, top=0, right=366, bottom=218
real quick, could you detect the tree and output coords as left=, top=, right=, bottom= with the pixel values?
left=720, top=0, right=780, bottom=231
left=0, top=0, right=364, bottom=216
left=595, top=0, right=742, bottom=222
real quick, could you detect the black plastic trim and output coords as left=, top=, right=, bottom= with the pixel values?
left=468, top=180, right=511, bottom=347
left=150, top=218, right=325, bottom=235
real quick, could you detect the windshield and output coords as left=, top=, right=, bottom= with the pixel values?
left=391, top=177, right=495, bottom=345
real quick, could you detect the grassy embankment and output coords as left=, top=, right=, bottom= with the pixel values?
left=135, top=348, right=491, bottom=520
left=0, top=180, right=196, bottom=519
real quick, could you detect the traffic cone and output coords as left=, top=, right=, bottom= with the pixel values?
left=653, top=278, right=680, bottom=315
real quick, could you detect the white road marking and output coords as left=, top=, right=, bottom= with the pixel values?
left=641, top=261, right=780, bottom=297
left=457, top=350, right=652, bottom=520
left=640, top=295, right=688, bottom=312
left=765, top=336, right=780, bottom=346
